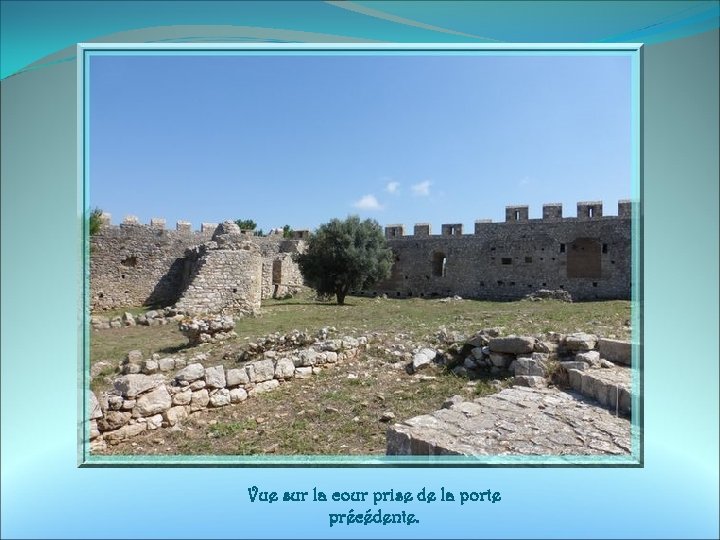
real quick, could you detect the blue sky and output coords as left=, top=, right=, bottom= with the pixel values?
left=89, top=52, right=632, bottom=232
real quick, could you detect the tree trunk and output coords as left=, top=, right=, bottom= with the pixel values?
left=336, top=291, right=346, bottom=305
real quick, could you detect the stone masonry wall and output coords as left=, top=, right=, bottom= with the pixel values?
left=90, top=216, right=306, bottom=312
left=362, top=201, right=632, bottom=301
left=90, top=218, right=215, bottom=311
left=174, top=243, right=263, bottom=316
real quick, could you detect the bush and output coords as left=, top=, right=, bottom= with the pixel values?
left=89, top=208, right=103, bottom=236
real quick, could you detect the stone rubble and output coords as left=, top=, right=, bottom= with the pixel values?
left=89, top=328, right=366, bottom=446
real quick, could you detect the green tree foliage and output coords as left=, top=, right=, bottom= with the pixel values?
left=295, top=216, right=393, bottom=305
left=282, top=224, right=293, bottom=239
left=89, top=207, right=104, bottom=236
left=234, top=218, right=257, bottom=230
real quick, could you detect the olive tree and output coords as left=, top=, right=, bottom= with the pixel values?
left=295, top=216, right=393, bottom=305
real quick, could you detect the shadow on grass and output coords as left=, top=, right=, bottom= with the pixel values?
left=157, top=342, right=192, bottom=355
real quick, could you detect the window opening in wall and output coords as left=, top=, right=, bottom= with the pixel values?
left=559, top=244, right=566, bottom=253
left=611, top=260, right=616, bottom=265
left=396, top=292, right=401, bottom=296
left=510, top=281, right=515, bottom=286
left=602, top=244, right=608, bottom=254
left=420, top=293, right=425, bottom=297
left=592, top=282, right=598, bottom=287
left=480, top=281, right=485, bottom=287
left=515, top=210, right=520, bottom=220
left=589, top=207, right=594, bottom=217
left=525, top=256, right=532, bottom=263
left=490, top=247, right=496, bottom=251
left=497, top=280, right=504, bottom=286
left=233, top=288, right=238, bottom=293
left=432, top=252, right=447, bottom=277
left=542, top=282, right=547, bottom=287
left=501, top=258, right=512, bottom=265
left=121, top=274, right=125, bottom=279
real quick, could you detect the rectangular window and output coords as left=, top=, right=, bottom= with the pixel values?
left=525, top=256, right=532, bottom=263
left=501, top=258, right=512, bottom=265
left=560, top=243, right=566, bottom=253
left=602, top=243, right=608, bottom=253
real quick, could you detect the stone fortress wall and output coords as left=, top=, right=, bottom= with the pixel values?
left=360, top=200, right=633, bottom=301
left=90, top=214, right=307, bottom=312
left=90, top=200, right=633, bottom=313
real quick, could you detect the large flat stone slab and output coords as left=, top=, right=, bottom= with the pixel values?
left=386, top=387, right=630, bottom=456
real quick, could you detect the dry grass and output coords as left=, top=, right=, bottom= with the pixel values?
left=90, top=291, right=632, bottom=455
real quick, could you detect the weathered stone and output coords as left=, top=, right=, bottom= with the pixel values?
left=204, top=365, right=226, bottom=389
left=123, top=363, right=142, bottom=375
left=172, top=389, right=192, bottom=406
left=175, top=362, right=205, bottom=382
left=141, top=360, right=159, bottom=374
left=488, top=336, right=535, bottom=354
left=229, top=388, right=248, bottom=403
left=513, top=375, right=547, bottom=388
left=411, top=348, right=436, bottom=372
left=598, top=338, right=632, bottom=366
left=247, top=359, right=275, bottom=382
left=576, top=350, right=601, bottom=367
left=133, top=385, right=172, bottom=417
left=89, top=420, right=101, bottom=439
left=97, top=411, right=131, bottom=431
left=113, top=374, right=165, bottom=398
left=157, top=357, right=175, bottom=371
left=225, top=368, right=249, bottom=387
left=89, top=391, right=103, bottom=419
left=489, top=351, right=514, bottom=368
left=512, top=357, right=545, bottom=377
left=387, top=386, right=630, bottom=456
left=107, top=394, right=123, bottom=411
left=189, top=380, right=206, bottom=390
left=190, top=389, right=209, bottom=411
left=164, top=406, right=188, bottom=426
left=442, top=395, right=465, bottom=409
left=294, top=349, right=319, bottom=367
left=122, top=312, right=136, bottom=326
left=274, top=358, right=295, bottom=379
left=121, top=399, right=136, bottom=410
left=560, top=361, right=588, bottom=371
left=325, top=351, right=338, bottom=363
left=90, top=361, right=113, bottom=379
left=145, top=414, right=163, bottom=430
left=209, top=388, right=231, bottom=407
left=380, top=411, right=396, bottom=422
left=565, top=333, right=597, bottom=351
left=103, top=422, right=147, bottom=443
left=249, top=379, right=280, bottom=396
left=470, top=347, right=485, bottom=361
left=294, top=367, right=312, bottom=379
left=126, top=350, right=143, bottom=363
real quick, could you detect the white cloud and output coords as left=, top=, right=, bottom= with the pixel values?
left=385, top=181, right=400, bottom=194
left=411, top=180, right=431, bottom=197
left=353, top=194, right=383, bottom=210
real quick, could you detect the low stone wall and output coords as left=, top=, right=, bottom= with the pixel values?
left=89, top=333, right=366, bottom=450
left=90, top=308, right=180, bottom=330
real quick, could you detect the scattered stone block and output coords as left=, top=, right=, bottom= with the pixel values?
left=598, top=338, right=632, bottom=366
left=488, top=336, right=535, bottom=354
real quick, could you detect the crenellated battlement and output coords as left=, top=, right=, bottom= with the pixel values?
left=384, top=200, right=633, bottom=239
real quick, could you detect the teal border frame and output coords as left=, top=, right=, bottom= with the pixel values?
left=78, top=42, right=643, bottom=468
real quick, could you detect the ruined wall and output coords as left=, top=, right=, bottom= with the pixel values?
left=173, top=243, right=263, bottom=316
left=360, top=201, right=633, bottom=301
left=90, top=216, right=307, bottom=312
left=254, top=237, right=306, bottom=299
left=90, top=216, right=216, bottom=311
